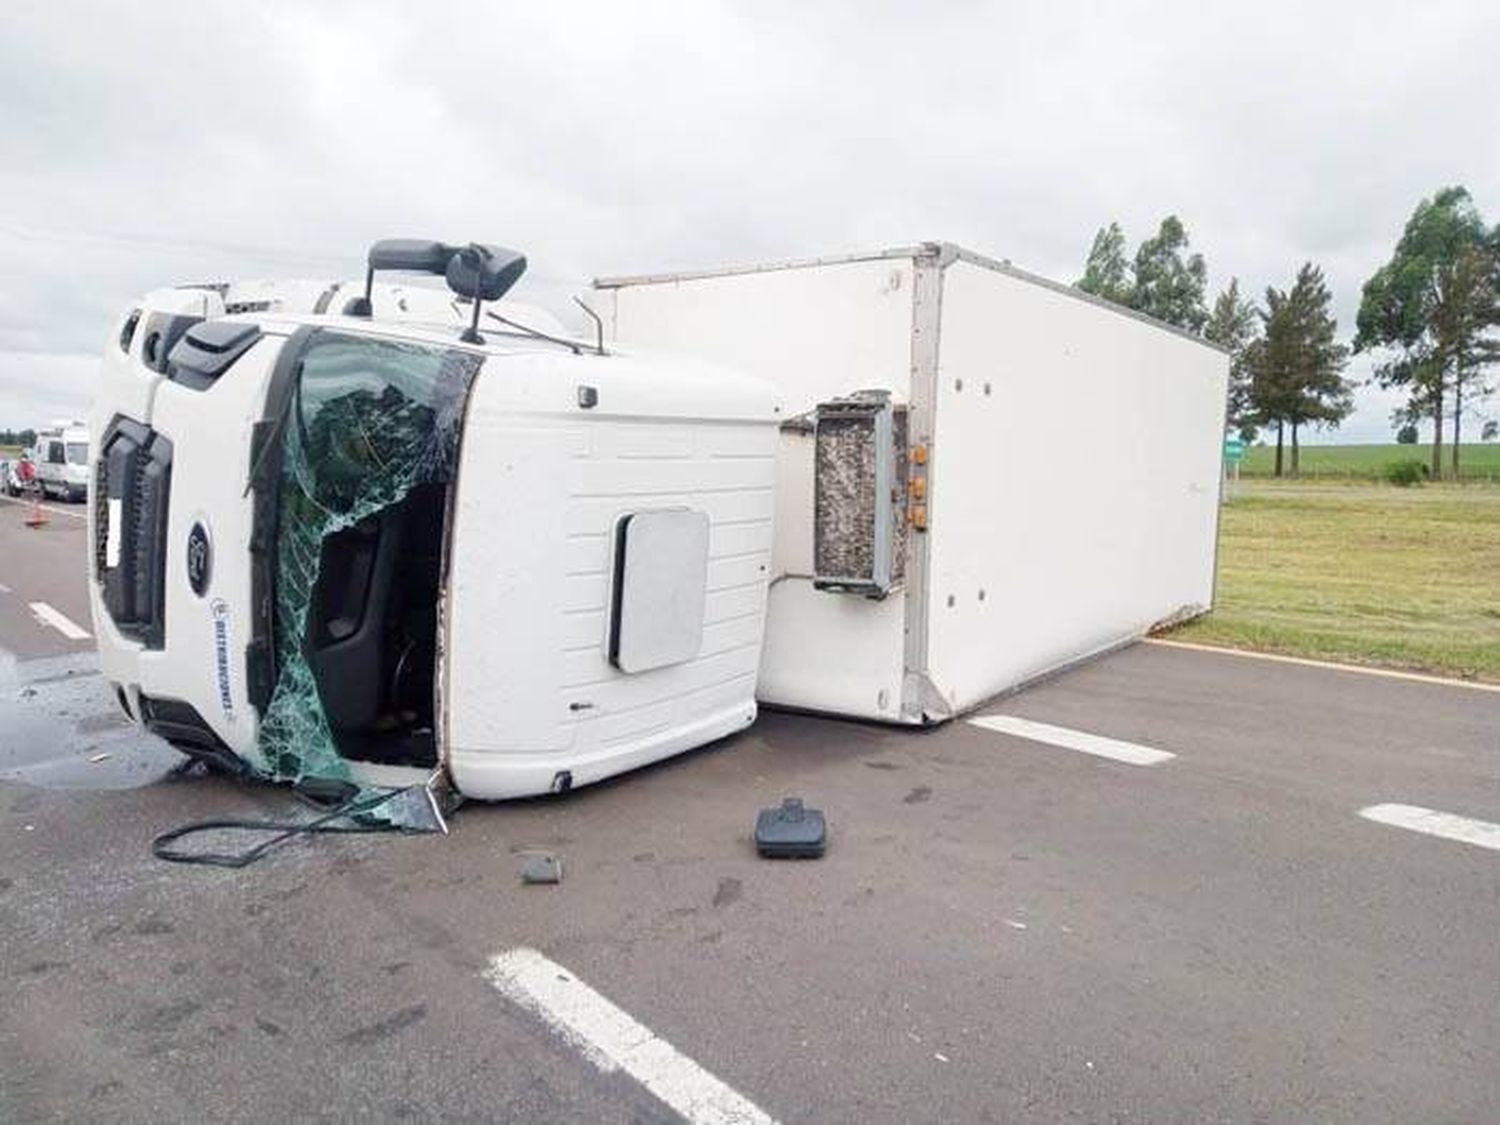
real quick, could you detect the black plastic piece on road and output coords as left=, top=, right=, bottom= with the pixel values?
left=755, top=797, right=827, bottom=858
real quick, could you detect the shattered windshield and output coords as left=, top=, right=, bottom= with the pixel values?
left=252, top=330, right=481, bottom=808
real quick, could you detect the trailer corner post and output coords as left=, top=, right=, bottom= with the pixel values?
left=900, top=245, right=947, bottom=722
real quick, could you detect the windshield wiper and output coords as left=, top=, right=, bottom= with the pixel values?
left=480, top=307, right=583, bottom=355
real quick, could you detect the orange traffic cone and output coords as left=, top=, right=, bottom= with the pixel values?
left=25, top=489, right=47, bottom=528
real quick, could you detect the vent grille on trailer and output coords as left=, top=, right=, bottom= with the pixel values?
left=813, top=391, right=907, bottom=597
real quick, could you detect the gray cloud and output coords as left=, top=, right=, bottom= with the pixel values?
left=2, top=0, right=1497, bottom=440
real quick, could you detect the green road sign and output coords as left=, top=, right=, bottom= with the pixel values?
left=1223, top=437, right=1246, bottom=464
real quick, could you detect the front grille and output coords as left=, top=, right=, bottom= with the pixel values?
left=92, top=459, right=110, bottom=574
left=96, top=417, right=173, bottom=648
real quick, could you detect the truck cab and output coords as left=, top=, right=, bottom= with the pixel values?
left=31, top=422, right=90, bottom=501
left=88, top=241, right=781, bottom=801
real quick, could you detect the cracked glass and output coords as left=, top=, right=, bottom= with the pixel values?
left=252, top=330, right=481, bottom=823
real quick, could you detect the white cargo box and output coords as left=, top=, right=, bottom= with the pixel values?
left=595, top=243, right=1229, bottom=724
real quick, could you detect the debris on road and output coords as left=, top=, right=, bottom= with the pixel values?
left=520, top=852, right=564, bottom=884
left=755, top=797, right=827, bottom=858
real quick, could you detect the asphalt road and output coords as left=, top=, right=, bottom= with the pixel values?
left=0, top=494, right=93, bottom=661
left=2, top=507, right=1498, bottom=1122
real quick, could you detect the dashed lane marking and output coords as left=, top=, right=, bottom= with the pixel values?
left=1359, top=803, right=1500, bottom=853
left=28, top=601, right=91, bottom=641
left=968, top=714, right=1176, bottom=766
left=485, top=948, right=776, bottom=1125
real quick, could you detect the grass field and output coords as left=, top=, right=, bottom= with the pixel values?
left=1171, top=481, right=1500, bottom=683
left=1240, top=442, right=1500, bottom=480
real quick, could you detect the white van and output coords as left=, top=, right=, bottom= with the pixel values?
left=32, top=422, right=90, bottom=501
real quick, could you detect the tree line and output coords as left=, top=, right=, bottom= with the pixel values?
left=1075, top=186, right=1500, bottom=478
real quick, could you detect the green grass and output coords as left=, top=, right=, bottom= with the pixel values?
left=1170, top=481, right=1500, bottom=683
left=1239, top=442, right=1500, bottom=480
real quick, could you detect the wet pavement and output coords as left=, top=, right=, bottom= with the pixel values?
left=0, top=652, right=181, bottom=791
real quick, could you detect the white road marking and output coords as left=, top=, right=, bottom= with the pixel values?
left=968, top=714, right=1176, bottom=766
left=0, top=493, right=88, bottom=520
left=0, top=582, right=11, bottom=594
left=28, top=601, right=91, bottom=641
left=1147, top=637, right=1500, bottom=694
left=485, top=948, right=775, bottom=1125
left=1359, top=804, right=1500, bottom=852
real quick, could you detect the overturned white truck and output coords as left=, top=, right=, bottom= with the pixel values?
left=88, top=240, right=1226, bottom=806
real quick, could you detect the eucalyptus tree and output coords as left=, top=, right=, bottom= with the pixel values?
left=1355, top=187, right=1500, bottom=477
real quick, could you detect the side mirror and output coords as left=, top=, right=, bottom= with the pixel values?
left=344, top=240, right=527, bottom=337
left=369, top=239, right=456, bottom=275
left=445, top=245, right=527, bottom=302
left=344, top=239, right=460, bottom=316
left=446, top=244, right=527, bottom=343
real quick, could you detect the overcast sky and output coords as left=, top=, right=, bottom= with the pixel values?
left=3, top=0, right=1498, bottom=441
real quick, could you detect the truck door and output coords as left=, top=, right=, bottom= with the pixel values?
left=251, top=329, right=483, bottom=786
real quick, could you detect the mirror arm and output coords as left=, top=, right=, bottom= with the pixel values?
left=573, top=296, right=606, bottom=356
left=460, top=292, right=484, bottom=344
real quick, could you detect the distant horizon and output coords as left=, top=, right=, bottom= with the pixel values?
left=0, top=320, right=1483, bottom=448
